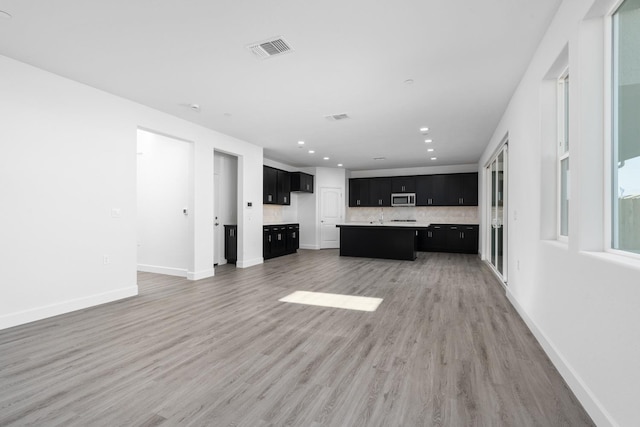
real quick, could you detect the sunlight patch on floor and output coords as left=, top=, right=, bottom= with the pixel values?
left=279, top=291, right=383, bottom=312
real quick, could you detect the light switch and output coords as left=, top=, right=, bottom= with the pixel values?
left=111, top=208, right=121, bottom=218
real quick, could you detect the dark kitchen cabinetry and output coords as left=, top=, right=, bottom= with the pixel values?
left=263, top=167, right=278, bottom=204
left=369, top=178, right=392, bottom=207
left=417, top=224, right=479, bottom=254
left=276, top=169, right=291, bottom=205
left=263, top=223, right=299, bottom=260
left=350, top=172, right=478, bottom=207
left=416, top=224, right=447, bottom=251
left=445, top=173, right=478, bottom=206
left=263, top=166, right=291, bottom=205
left=349, top=179, right=370, bottom=207
left=391, top=176, right=416, bottom=193
left=291, top=172, right=314, bottom=193
left=224, top=225, right=237, bottom=264
left=286, top=224, right=300, bottom=253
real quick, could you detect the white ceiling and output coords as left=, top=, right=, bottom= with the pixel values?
left=0, top=0, right=561, bottom=171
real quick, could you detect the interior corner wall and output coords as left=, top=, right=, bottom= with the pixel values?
left=0, top=54, right=264, bottom=330
left=477, top=0, right=640, bottom=425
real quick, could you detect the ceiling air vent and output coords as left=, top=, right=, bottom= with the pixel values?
left=247, top=36, right=293, bottom=59
left=324, top=113, right=350, bottom=121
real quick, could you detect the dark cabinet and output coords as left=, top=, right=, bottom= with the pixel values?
left=291, top=172, right=314, bottom=193
left=444, top=173, right=478, bottom=206
left=369, top=178, right=392, bottom=207
left=263, top=223, right=300, bottom=260
left=263, top=227, right=272, bottom=259
left=263, top=166, right=292, bottom=205
left=224, top=225, right=237, bottom=264
left=351, top=172, right=478, bottom=208
left=391, top=176, right=416, bottom=193
left=349, top=179, right=370, bottom=207
left=286, top=224, right=300, bottom=253
left=263, top=167, right=278, bottom=204
left=417, top=225, right=447, bottom=251
left=276, top=170, right=291, bottom=205
left=418, top=224, right=478, bottom=254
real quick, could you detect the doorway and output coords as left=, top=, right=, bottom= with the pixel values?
left=320, top=187, right=343, bottom=249
left=213, top=151, right=238, bottom=266
left=136, top=129, right=192, bottom=277
left=485, top=142, right=508, bottom=283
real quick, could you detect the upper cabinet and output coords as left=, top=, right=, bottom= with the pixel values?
left=349, top=179, right=370, bottom=207
left=351, top=172, right=478, bottom=207
left=263, top=166, right=291, bottom=205
left=369, top=178, right=392, bottom=206
left=391, top=176, right=416, bottom=193
left=263, top=166, right=278, bottom=204
left=290, top=172, right=314, bottom=193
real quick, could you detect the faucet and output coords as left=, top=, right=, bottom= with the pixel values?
left=379, top=207, right=384, bottom=224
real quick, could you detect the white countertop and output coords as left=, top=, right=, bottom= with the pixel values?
left=263, top=222, right=299, bottom=226
left=336, top=221, right=431, bottom=227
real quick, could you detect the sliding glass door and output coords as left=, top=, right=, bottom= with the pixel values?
left=486, top=144, right=508, bottom=282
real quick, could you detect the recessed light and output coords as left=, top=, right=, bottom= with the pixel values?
left=298, top=141, right=305, bottom=145
left=404, top=79, right=414, bottom=85
left=323, top=157, right=330, bottom=160
left=308, top=150, right=315, bottom=154
left=189, top=104, right=200, bottom=112
left=373, top=157, right=386, bottom=161
left=0, top=10, right=12, bottom=20
left=223, top=112, right=232, bottom=117
left=337, top=163, right=343, bottom=167
left=424, top=139, right=433, bottom=143
left=430, top=157, right=437, bottom=160
left=420, top=127, right=429, bottom=132
left=427, top=148, right=434, bottom=152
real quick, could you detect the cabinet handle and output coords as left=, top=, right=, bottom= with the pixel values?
left=268, top=195, right=272, bottom=202
left=462, top=232, right=465, bottom=239
left=278, top=233, right=282, bottom=241
left=268, top=235, right=271, bottom=242
left=284, top=196, right=287, bottom=203
left=293, top=232, right=296, bottom=238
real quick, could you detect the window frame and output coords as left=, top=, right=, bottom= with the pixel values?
left=557, top=68, right=570, bottom=241
left=606, top=0, right=640, bottom=261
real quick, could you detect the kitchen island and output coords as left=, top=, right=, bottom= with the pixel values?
left=336, top=222, right=431, bottom=261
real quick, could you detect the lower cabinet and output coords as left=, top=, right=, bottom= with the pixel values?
left=224, top=225, right=237, bottom=264
left=417, top=224, right=478, bottom=254
left=264, top=223, right=299, bottom=260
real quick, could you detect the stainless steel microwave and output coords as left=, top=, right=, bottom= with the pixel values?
left=391, top=193, right=416, bottom=207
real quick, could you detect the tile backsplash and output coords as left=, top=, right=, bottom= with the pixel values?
left=263, top=205, right=283, bottom=224
left=347, top=206, right=479, bottom=224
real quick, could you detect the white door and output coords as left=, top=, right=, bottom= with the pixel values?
left=320, top=187, right=343, bottom=249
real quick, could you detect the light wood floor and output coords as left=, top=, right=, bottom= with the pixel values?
left=0, top=250, right=593, bottom=426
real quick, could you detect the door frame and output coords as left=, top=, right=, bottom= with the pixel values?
left=484, top=137, right=508, bottom=285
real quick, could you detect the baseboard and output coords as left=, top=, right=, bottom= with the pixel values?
left=187, top=268, right=215, bottom=280
left=137, top=264, right=187, bottom=277
left=300, top=244, right=321, bottom=250
left=0, top=285, right=138, bottom=331
left=505, top=288, right=616, bottom=427
left=237, top=257, right=263, bottom=268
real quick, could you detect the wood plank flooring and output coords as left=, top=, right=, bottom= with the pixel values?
left=0, top=250, right=593, bottom=426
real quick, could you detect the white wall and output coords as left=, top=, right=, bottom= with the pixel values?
left=0, top=54, right=264, bottom=330
left=349, top=163, right=478, bottom=178
left=478, top=0, right=640, bottom=425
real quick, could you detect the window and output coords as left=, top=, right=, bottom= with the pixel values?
left=558, top=71, right=569, bottom=239
left=612, top=0, right=640, bottom=254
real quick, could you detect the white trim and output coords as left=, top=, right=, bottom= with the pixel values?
left=236, top=257, right=263, bottom=268
left=557, top=69, right=570, bottom=241
left=137, top=264, right=188, bottom=277
left=187, top=268, right=215, bottom=280
left=300, top=244, right=321, bottom=250
left=0, top=286, right=138, bottom=331
left=506, top=288, right=618, bottom=427
left=604, top=2, right=614, bottom=254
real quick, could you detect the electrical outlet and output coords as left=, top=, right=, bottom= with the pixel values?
left=103, top=255, right=110, bottom=265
